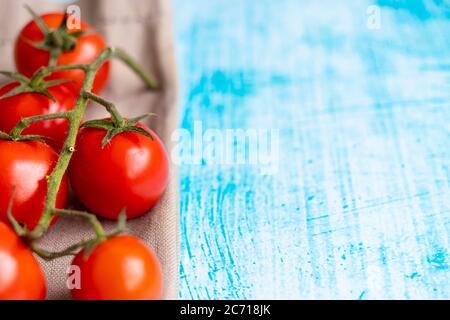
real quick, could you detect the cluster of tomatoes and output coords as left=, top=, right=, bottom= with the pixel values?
left=0, top=11, right=169, bottom=300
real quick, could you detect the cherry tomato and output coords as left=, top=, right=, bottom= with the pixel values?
left=15, top=13, right=109, bottom=94
left=71, top=236, right=162, bottom=300
left=0, top=221, right=46, bottom=300
left=69, top=123, right=169, bottom=220
left=0, top=82, right=78, bottom=150
left=0, top=140, right=68, bottom=230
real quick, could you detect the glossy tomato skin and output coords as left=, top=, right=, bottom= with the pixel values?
left=0, top=140, right=68, bottom=230
left=71, top=236, right=163, bottom=300
left=0, top=82, right=78, bottom=150
left=0, top=222, right=46, bottom=300
left=15, top=13, right=109, bottom=94
left=69, top=123, right=169, bottom=220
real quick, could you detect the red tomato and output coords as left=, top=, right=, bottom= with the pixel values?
left=0, top=221, right=46, bottom=300
left=0, top=140, right=68, bottom=230
left=0, top=82, right=78, bottom=150
left=69, top=123, right=169, bottom=220
left=71, top=236, right=163, bottom=300
left=15, top=13, right=109, bottom=94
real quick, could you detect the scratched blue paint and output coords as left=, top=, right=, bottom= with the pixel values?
left=174, top=0, right=450, bottom=299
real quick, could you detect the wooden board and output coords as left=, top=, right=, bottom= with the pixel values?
left=175, top=0, right=450, bottom=299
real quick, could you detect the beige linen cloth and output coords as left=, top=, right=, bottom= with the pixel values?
left=0, top=0, right=179, bottom=299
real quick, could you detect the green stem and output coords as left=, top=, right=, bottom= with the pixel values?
left=6, top=187, right=28, bottom=237
left=0, top=71, right=30, bottom=83
left=82, top=91, right=125, bottom=127
left=50, top=31, right=64, bottom=48
left=51, top=208, right=106, bottom=238
left=10, top=112, right=70, bottom=138
left=48, top=50, right=60, bottom=68
left=28, top=209, right=126, bottom=261
left=30, top=64, right=87, bottom=87
left=24, top=46, right=157, bottom=240
left=25, top=4, right=51, bottom=34
left=113, top=48, right=159, bottom=90
left=28, top=238, right=92, bottom=261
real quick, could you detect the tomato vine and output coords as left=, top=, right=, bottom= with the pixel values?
left=0, top=46, right=158, bottom=259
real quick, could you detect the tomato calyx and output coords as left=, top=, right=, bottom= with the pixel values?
left=23, top=5, right=92, bottom=66
left=81, top=91, right=156, bottom=147
left=0, top=71, right=73, bottom=143
left=0, top=70, right=72, bottom=101
left=82, top=116, right=156, bottom=148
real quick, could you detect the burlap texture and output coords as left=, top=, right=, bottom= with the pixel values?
left=0, top=0, right=179, bottom=300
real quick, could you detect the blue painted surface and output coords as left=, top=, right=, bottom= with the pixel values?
left=174, top=0, right=450, bottom=299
